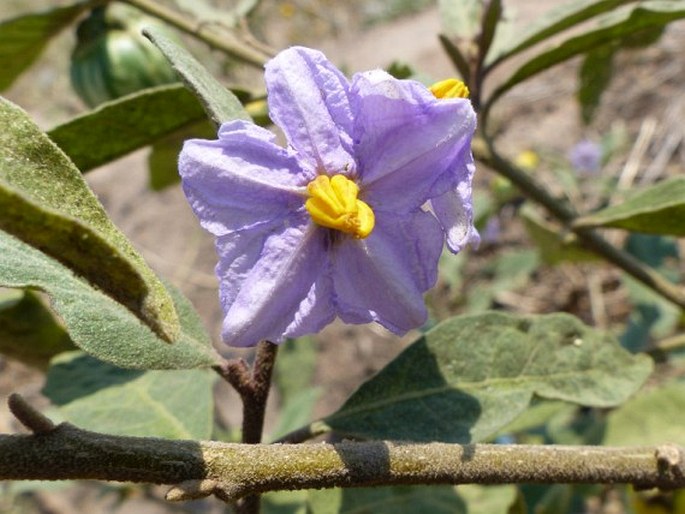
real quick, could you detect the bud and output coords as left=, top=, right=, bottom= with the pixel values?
left=70, top=4, right=178, bottom=107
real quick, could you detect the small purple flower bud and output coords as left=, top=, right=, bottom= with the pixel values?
left=568, top=139, right=602, bottom=174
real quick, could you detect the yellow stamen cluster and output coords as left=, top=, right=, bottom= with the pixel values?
left=305, top=174, right=375, bottom=239
left=429, top=78, right=470, bottom=99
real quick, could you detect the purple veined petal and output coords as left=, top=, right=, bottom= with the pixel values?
left=430, top=151, right=480, bottom=253
left=179, top=120, right=310, bottom=236
left=265, top=46, right=356, bottom=176
left=331, top=210, right=444, bottom=334
left=218, top=214, right=335, bottom=347
left=351, top=70, right=476, bottom=212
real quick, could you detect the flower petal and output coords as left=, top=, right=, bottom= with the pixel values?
left=331, top=210, right=443, bottom=334
left=265, top=46, right=355, bottom=175
left=217, top=215, right=335, bottom=347
left=351, top=70, right=476, bottom=212
left=179, top=120, right=309, bottom=236
left=431, top=152, right=480, bottom=253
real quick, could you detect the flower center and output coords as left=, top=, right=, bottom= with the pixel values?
left=430, top=78, right=470, bottom=99
left=305, top=174, right=375, bottom=239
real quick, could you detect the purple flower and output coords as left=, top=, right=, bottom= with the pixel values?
left=569, top=139, right=602, bottom=174
left=179, top=47, right=478, bottom=347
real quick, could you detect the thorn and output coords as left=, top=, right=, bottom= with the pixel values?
left=7, top=393, right=55, bottom=434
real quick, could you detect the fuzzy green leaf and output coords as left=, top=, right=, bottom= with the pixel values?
left=48, top=84, right=206, bottom=173
left=578, top=45, right=615, bottom=125
left=0, top=230, right=220, bottom=369
left=143, top=27, right=249, bottom=127
left=488, top=1, right=685, bottom=107
left=323, top=312, right=652, bottom=443
left=488, top=0, right=635, bottom=66
left=574, top=177, right=685, bottom=236
left=604, top=381, right=685, bottom=446
left=0, top=3, right=88, bottom=90
left=0, top=96, right=180, bottom=341
left=0, top=289, right=76, bottom=369
left=44, top=352, right=215, bottom=438
left=308, top=486, right=466, bottom=514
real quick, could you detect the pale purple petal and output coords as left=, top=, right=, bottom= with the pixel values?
left=265, top=46, right=356, bottom=175
left=218, top=216, right=335, bottom=347
left=179, top=120, right=309, bottom=236
left=331, top=210, right=443, bottom=333
left=351, top=70, right=476, bottom=212
left=431, top=152, right=480, bottom=253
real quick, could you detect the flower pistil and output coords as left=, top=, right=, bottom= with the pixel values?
left=305, top=174, right=375, bottom=239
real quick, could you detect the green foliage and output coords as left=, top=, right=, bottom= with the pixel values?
left=521, top=206, right=599, bottom=265
left=0, top=96, right=180, bottom=342
left=0, top=2, right=89, bottom=91
left=574, top=177, right=685, bottom=236
left=0, top=231, right=220, bottom=369
left=43, top=352, right=215, bottom=439
left=488, top=0, right=633, bottom=66
left=578, top=45, right=615, bottom=125
left=308, top=486, right=466, bottom=514
left=322, top=312, right=651, bottom=442
left=143, top=26, right=249, bottom=127
left=48, top=84, right=206, bottom=172
left=488, top=1, right=685, bottom=107
left=438, top=0, right=483, bottom=40
left=0, top=289, right=75, bottom=369
left=604, top=381, right=685, bottom=446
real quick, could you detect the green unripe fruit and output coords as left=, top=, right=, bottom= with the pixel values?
left=70, top=4, right=178, bottom=107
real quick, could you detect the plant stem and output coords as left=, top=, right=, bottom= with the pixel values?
left=118, top=0, right=271, bottom=68
left=477, top=137, right=685, bottom=310
left=214, top=341, right=279, bottom=513
left=2, top=404, right=684, bottom=500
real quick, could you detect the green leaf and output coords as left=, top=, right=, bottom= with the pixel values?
left=48, top=84, right=206, bottom=173
left=604, top=381, right=685, bottom=446
left=322, top=312, right=652, bottom=443
left=573, top=176, right=685, bottom=236
left=438, top=35, right=471, bottom=84
left=487, top=1, right=685, bottom=107
left=43, top=352, right=215, bottom=438
left=0, top=289, right=76, bottom=369
left=143, top=27, right=249, bottom=127
left=148, top=119, right=215, bottom=190
left=308, top=486, right=466, bottom=514
left=270, top=388, right=321, bottom=442
left=578, top=45, right=615, bottom=125
left=263, top=490, right=308, bottom=514
left=0, top=2, right=89, bottom=91
left=478, top=0, right=502, bottom=64
left=0, top=230, right=220, bottom=369
left=274, top=337, right=318, bottom=403
left=438, top=0, right=483, bottom=40
left=521, top=205, right=599, bottom=265
left=459, top=485, right=518, bottom=514
left=0, top=96, right=180, bottom=341
left=488, top=0, right=635, bottom=67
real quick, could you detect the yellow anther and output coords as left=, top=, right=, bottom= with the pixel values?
left=305, top=174, right=375, bottom=239
left=430, top=78, right=470, bottom=99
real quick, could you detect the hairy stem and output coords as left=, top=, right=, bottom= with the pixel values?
left=476, top=137, right=685, bottom=310
left=118, top=0, right=271, bottom=68
left=1, top=413, right=684, bottom=501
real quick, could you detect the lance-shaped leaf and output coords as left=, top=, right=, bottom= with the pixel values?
left=0, top=230, right=220, bottom=369
left=0, top=97, right=180, bottom=341
left=44, top=352, right=216, bottom=439
left=487, top=1, right=685, bottom=107
left=487, top=0, right=635, bottom=67
left=321, top=312, right=652, bottom=443
left=143, top=27, right=249, bottom=127
left=0, top=2, right=88, bottom=91
left=573, top=177, right=685, bottom=236
left=48, top=84, right=206, bottom=173
left=0, top=289, right=76, bottom=369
